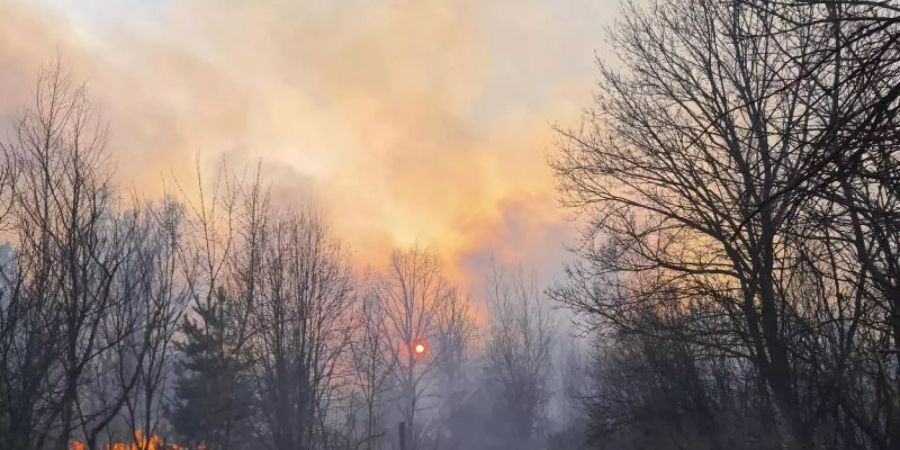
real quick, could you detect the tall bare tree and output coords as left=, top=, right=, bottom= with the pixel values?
left=244, top=205, right=356, bottom=450
left=485, top=265, right=554, bottom=450
left=349, top=278, right=394, bottom=450
left=551, top=0, right=900, bottom=447
left=0, top=61, right=147, bottom=450
left=122, top=198, right=190, bottom=450
left=382, top=246, right=454, bottom=450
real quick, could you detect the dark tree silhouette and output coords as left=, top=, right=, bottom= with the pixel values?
left=170, top=287, right=254, bottom=450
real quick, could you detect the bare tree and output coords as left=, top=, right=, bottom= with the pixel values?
left=552, top=0, right=822, bottom=443
left=245, top=205, right=356, bottom=450
left=434, top=290, right=474, bottom=393
left=484, top=264, right=554, bottom=450
left=551, top=0, right=900, bottom=447
left=381, top=246, right=454, bottom=450
left=121, top=198, right=190, bottom=450
left=349, top=278, right=394, bottom=450
left=734, top=0, right=900, bottom=219
left=429, top=286, right=474, bottom=450
left=0, top=61, right=148, bottom=450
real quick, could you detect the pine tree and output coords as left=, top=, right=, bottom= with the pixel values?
left=170, top=287, right=254, bottom=450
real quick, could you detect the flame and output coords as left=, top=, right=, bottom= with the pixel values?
left=70, top=430, right=183, bottom=450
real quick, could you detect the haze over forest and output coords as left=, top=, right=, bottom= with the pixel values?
left=0, top=1, right=898, bottom=449
left=1, top=0, right=613, bottom=292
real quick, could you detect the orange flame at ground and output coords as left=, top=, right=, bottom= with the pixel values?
left=70, top=430, right=183, bottom=450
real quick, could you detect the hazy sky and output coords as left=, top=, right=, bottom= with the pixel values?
left=0, top=0, right=618, bottom=293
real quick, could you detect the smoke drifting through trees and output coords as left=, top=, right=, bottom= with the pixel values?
left=1, top=0, right=899, bottom=449
left=0, top=62, right=556, bottom=450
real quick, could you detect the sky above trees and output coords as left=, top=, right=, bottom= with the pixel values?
left=0, top=0, right=617, bottom=293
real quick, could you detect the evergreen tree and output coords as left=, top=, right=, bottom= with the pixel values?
left=170, top=287, right=254, bottom=450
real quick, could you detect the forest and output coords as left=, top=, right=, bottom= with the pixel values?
left=0, top=0, right=899, bottom=449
